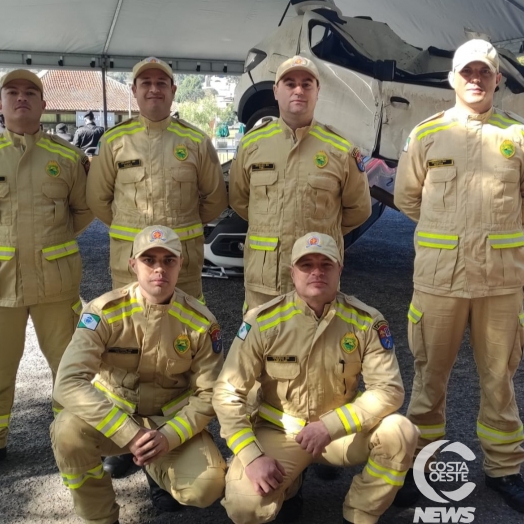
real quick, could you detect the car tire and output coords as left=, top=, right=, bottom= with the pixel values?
left=245, top=105, right=280, bottom=131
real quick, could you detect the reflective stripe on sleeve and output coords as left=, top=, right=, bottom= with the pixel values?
left=52, top=407, right=63, bottom=417
left=365, top=458, right=407, bottom=486
left=103, top=298, right=143, bottom=324
left=61, top=463, right=105, bottom=489
left=0, top=246, right=15, bottom=261
left=248, top=235, right=278, bottom=251
left=0, top=413, right=10, bottom=428
left=309, top=125, right=351, bottom=153
left=334, top=303, right=373, bottom=331
left=93, top=380, right=137, bottom=413
left=0, top=137, right=12, bottom=150
left=71, top=300, right=83, bottom=315
left=42, top=240, right=79, bottom=260
left=174, top=223, right=204, bottom=241
left=227, top=428, right=257, bottom=454
left=416, top=232, right=458, bottom=249
left=488, top=232, right=524, bottom=249
left=108, top=225, right=141, bottom=241
left=161, top=390, right=193, bottom=418
left=95, top=406, right=128, bottom=438
left=408, top=303, right=423, bottom=324
left=166, top=416, right=193, bottom=444
left=335, top=404, right=361, bottom=434
left=258, top=402, right=306, bottom=434
left=519, top=312, right=524, bottom=327
left=477, top=422, right=524, bottom=444
left=417, top=423, right=446, bottom=440
left=168, top=301, right=210, bottom=333
left=258, top=302, right=302, bottom=332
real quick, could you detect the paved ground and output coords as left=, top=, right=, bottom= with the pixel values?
left=0, top=210, right=523, bottom=523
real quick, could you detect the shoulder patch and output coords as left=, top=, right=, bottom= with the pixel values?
left=209, top=323, right=223, bottom=353
left=78, top=312, right=101, bottom=330
left=373, top=319, right=394, bottom=350
left=237, top=321, right=251, bottom=341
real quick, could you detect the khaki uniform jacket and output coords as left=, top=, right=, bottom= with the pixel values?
left=53, top=282, right=224, bottom=451
left=87, top=115, right=228, bottom=286
left=229, top=118, right=371, bottom=296
left=213, top=291, right=404, bottom=467
left=0, top=130, right=93, bottom=308
left=395, top=107, right=524, bottom=298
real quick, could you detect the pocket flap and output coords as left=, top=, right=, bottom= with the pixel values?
left=428, top=167, right=456, bottom=183
left=251, top=170, right=278, bottom=186
left=494, top=167, right=520, bottom=183
left=0, top=183, right=9, bottom=198
left=171, top=167, right=196, bottom=182
left=119, top=167, right=145, bottom=183
left=42, top=182, right=68, bottom=199
left=266, top=360, right=300, bottom=380
left=308, top=174, right=338, bottom=191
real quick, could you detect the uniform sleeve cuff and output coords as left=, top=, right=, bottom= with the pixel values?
left=110, top=417, right=142, bottom=448
left=320, top=410, right=349, bottom=441
left=237, top=440, right=264, bottom=467
left=158, top=425, right=182, bottom=451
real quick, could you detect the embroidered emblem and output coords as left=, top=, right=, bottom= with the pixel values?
left=373, top=320, right=394, bottom=350
left=314, top=151, right=329, bottom=168
left=150, top=229, right=166, bottom=242
left=174, top=334, right=191, bottom=354
left=237, top=321, right=251, bottom=341
left=341, top=332, right=359, bottom=354
left=351, top=147, right=365, bottom=172
left=175, top=145, right=188, bottom=161
left=78, top=313, right=100, bottom=331
left=293, top=57, right=306, bottom=66
left=46, top=161, right=61, bottom=177
left=306, top=235, right=321, bottom=248
left=209, top=323, right=223, bottom=354
left=500, top=140, right=515, bottom=158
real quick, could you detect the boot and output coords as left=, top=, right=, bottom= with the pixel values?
left=144, top=469, right=183, bottom=513
left=486, top=473, right=524, bottom=513
left=103, top=454, right=134, bottom=478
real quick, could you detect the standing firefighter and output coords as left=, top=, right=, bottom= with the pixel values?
left=0, top=70, right=93, bottom=460
left=229, top=56, right=371, bottom=311
left=395, top=39, right=524, bottom=512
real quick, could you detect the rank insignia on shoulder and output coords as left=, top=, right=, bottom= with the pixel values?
left=46, top=160, right=61, bottom=178
left=237, top=321, right=251, bottom=341
left=117, top=159, right=142, bottom=169
left=341, top=332, right=359, bottom=354
left=500, top=140, right=516, bottom=159
left=78, top=313, right=100, bottom=331
left=174, top=334, right=191, bottom=354
left=175, top=144, right=188, bottom=161
left=373, top=320, right=394, bottom=350
left=351, top=147, right=365, bottom=172
left=209, top=323, right=223, bottom=354
left=314, top=151, right=329, bottom=168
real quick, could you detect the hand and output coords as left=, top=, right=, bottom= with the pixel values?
left=295, top=421, right=331, bottom=457
left=128, top=428, right=169, bottom=467
left=244, top=455, right=287, bottom=496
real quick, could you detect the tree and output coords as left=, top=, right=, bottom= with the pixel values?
left=175, top=75, right=205, bottom=103
left=108, top=71, right=132, bottom=84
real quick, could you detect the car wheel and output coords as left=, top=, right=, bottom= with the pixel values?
left=245, top=106, right=280, bottom=131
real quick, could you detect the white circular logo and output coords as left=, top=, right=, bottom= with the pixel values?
left=414, top=440, right=476, bottom=503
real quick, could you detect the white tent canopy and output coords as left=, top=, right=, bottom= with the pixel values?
left=0, top=0, right=523, bottom=73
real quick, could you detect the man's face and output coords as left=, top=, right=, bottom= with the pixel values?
left=132, top=68, right=176, bottom=121
left=291, top=253, right=341, bottom=304
left=449, top=61, right=501, bottom=113
left=0, top=79, right=45, bottom=132
left=273, top=70, right=319, bottom=123
left=129, top=247, right=182, bottom=304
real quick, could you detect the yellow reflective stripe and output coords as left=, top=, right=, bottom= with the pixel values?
left=334, top=303, right=373, bottom=331
left=39, top=137, right=79, bottom=160
left=36, top=138, right=79, bottom=162
left=168, top=301, right=210, bottom=333
left=166, top=416, right=193, bottom=444
left=108, top=225, right=141, bottom=241
left=0, top=413, right=10, bottom=428
left=227, top=428, right=257, bottom=454
left=167, top=122, right=203, bottom=143
left=174, top=223, right=204, bottom=241
left=417, top=232, right=458, bottom=249
left=62, top=464, right=104, bottom=489
left=161, top=389, right=193, bottom=417
left=95, top=406, right=128, bottom=438
left=241, top=122, right=282, bottom=149
left=258, top=402, right=306, bottom=433
left=42, top=240, right=79, bottom=260
left=365, top=458, right=407, bottom=486
left=519, top=312, right=524, bottom=327
left=488, top=113, right=521, bottom=128
left=477, top=422, right=524, bottom=444
left=309, top=125, right=351, bottom=152
left=105, top=122, right=145, bottom=143
left=71, top=300, right=82, bottom=315
left=249, top=235, right=278, bottom=251
left=258, top=303, right=302, bottom=332
left=94, top=380, right=136, bottom=412
left=0, top=140, right=12, bottom=150
left=416, top=121, right=457, bottom=140
left=0, top=246, right=15, bottom=260
left=417, top=423, right=446, bottom=439
left=103, top=298, right=143, bottom=324
left=336, top=404, right=361, bottom=434
left=408, top=303, right=423, bottom=324
left=488, top=232, right=524, bottom=249
left=52, top=407, right=63, bottom=418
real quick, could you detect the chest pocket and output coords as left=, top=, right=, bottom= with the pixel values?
left=42, top=182, right=69, bottom=225
left=0, top=182, right=12, bottom=226
left=170, top=166, right=198, bottom=211
left=306, top=174, right=339, bottom=219
left=425, top=167, right=457, bottom=212
left=250, top=171, right=278, bottom=215
left=492, top=166, right=520, bottom=218
left=118, top=167, right=146, bottom=210
left=265, top=360, right=300, bottom=405
left=334, top=352, right=362, bottom=402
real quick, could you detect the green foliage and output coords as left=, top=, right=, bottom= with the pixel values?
left=175, top=75, right=205, bottom=103
left=108, top=71, right=132, bottom=84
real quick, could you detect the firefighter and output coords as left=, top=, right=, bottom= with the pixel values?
left=213, top=232, right=419, bottom=524
left=395, top=39, right=524, bottom=512
left=0, top=70, right=93, bottom=460
left=229, top=56, right=371, bottom=312
left=51, top=225, right=226, bottom=523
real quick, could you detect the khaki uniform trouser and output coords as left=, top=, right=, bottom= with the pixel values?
left=222, top=415, right=419, bottom=524
left=407, top=289, right=524, bottom=476
left=0, top=300, right=79, bottom=448
left=111, top=276, right=203, bottom=301
left=51, top=410, right=226, bottom=524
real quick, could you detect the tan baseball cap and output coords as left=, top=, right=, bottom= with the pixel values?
left=133, top=226, right=182, bottom=259
left=133, top=57, right=173, bottom=80
left=275, top=55, right=320, bottom=84
left=291, top=232, right=341, bottom=265
left=452, top=39, right=499, bottom=73
left=0, top=69, right=43, bottom=94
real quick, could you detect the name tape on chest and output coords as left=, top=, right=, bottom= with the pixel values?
left=117, top=159, right=142, bottom=169
left=427, top=159, right=454, bottom=168
left=251, top=163, right=276, bottom=171
left=266, top=355, right=297, bottom=363
left=107, top=347, right=140, bottom=354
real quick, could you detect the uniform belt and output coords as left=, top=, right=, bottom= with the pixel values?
left=258, top=402, right=306, bottom=434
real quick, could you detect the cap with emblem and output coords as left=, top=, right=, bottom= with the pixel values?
left=133, top=225, right=182, bottom=259
left=452, top=39, right=499, bottom=73
left=275, top=55, right=320, bottom=84
left=0, top=69, right=43, bottom=94
left=133, top=57, right=173, bottom=81
left=291, top=232, right=341, bottom=265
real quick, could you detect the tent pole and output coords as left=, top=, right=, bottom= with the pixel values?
left=102, top=66, right=108, bottom=129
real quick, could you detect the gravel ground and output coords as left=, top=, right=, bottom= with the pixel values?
left=0, top=211, right=523, bottom=523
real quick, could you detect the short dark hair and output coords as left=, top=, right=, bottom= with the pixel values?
left=84, top=111, right=95, bottom=120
